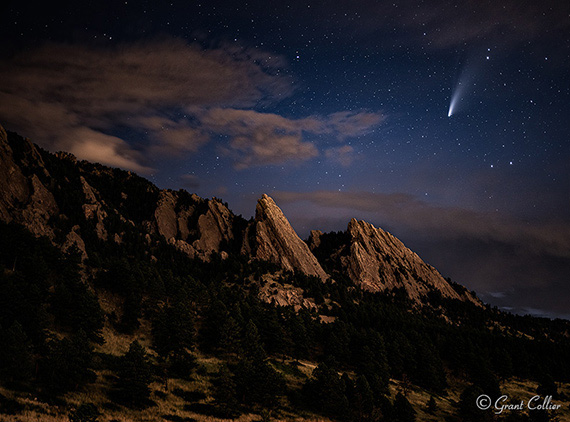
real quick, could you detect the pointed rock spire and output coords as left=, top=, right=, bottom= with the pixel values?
left=254, top=194, right=327, bottom=280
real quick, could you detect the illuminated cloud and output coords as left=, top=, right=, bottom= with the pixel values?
left=325, top=145, right=356, bottom=167
left=197, top=108, right=383, bottom=169
left=0, top=39, right=292, bottom=171
left=0, top=39, right=385, bottom=171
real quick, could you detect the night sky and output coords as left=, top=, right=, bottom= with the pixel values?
left=1, top=0, right=569, bottom=318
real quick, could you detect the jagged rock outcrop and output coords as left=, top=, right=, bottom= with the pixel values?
left=81, top=176, right=108, bottom=240
left=155, top=191, right=179, bottom=240
left=154, top=192, right=234, bottom=259
left=193, top=199, right=234, bottom=256
left=19, top=174, right=59, bottom=239
left=259, top=275, right=317, bottom=312
left=0, top=127, right=58, bottom=239
left=340, top=218, right=471, bottom=302
left=253, top=194, right=327, bottom=280
left=308, top=230, right=322, bottom=250
left=63, top=225, right=88, bottom=261
left=0, top=126, right=32, bottom=222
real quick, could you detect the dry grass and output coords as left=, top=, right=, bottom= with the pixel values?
left=3, top=356, right=570, bottom=421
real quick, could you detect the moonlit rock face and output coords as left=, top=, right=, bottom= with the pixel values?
left=254, top=194, right=328, bottom=280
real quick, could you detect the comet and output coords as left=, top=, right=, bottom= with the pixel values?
left=447, top=82, right=463, bottom=117
left=448, top=74, right=469, bottom=117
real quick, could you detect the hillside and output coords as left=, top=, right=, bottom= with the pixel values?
left=0, top=124, right=569, bottom=422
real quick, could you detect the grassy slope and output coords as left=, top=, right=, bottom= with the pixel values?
left=2, top=354, right=569, bottom=422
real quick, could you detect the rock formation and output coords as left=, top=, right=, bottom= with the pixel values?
left=338, top=218, right=477, bottom=303
left=153, top=192, right=235, bottom=259
left=0, top=127, right=58, bottom=239
left=253, top=194, right=327, bottom=280
left=81, top=176, right=108, bottom=240
left=193, top=199, right=234, bottom=256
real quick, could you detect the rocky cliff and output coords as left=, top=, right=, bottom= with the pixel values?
left=310, top=218, right=479, bottom=304
left=0, top=124, right=239, bottom=262
left=252, top=194, right=328, bottom=280
left=0, top=127, right=58, bottom=240
left=343, top=219, right=467, bottom=301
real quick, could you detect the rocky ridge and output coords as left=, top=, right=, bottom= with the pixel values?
left=0, top=123, right=479, bottom=306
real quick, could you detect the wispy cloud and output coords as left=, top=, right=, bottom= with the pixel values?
left=325, top=145, right=356, bottom=167
left=195, top=108, right=383, bottom=169
left=271, top=189, right=570, bottom=317
left=0, top=39, right=385, bottom=172
left=0, top=39, right=292, bottom=172
left=273, top=190, right=570, bottom=259
left=318, top=0, right=570, bottom=50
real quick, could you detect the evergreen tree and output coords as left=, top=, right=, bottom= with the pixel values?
left=152, top=301, right=196, bottom=379
left=41, top=331, right=96, bottom=394
left=69, top=403, right=100, bottom=422
left=302, top=362, right=350, bottom=419
left=457, top=385, right=493, bottom=422
left=426, top=396, right=437, bottom=414
left=219, top=316, right=241, bottom=356
left=469, top=358, right=501, bottom=400
left=119, top=291, right=142, bottom=333
left=393, top=392, right=416, bottom=422
left=0, top=321, right=34, bottom=383
left=352, top=375, right=374, bottom=422
left=212, top=364, right=239, bottom=418
left=233, top=321, right=285, bottom=408
left=240, top=320, right=266, bottom=362
left=113, top=341, right=153, bottom=407
left=199, top=300, right=228, bottom=352
left=536, top=374, right=558, bottom=399
left=51, top=269, right=104, bottom=342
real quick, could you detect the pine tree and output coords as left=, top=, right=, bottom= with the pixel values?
left=0, top=321, right=34, bottom=383
left=457, top=385, right=493, bottom=422
left=152, top=301, right=196, bottom=379
left=393, top=392, right=416, bottom=422
left=303, top=362, right=350, bottom=419
left=219, top=316, right=241, bottom=356
left=69, top=403, right=100, bottom=422
left=212, top=365, right=239, bottom=418
left=41, top=331, right=96, bottom=394
left=233, top=321, right=285, bottom=408
left=113, top=340, right=153, bottom=407
left=199, top=300, right=228, bottom=352
left=352, top=375, right=374, bottom=421
left=427, top=396, right=437, bottom=414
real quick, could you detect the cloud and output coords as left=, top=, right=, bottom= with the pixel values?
left=326, top=111, right=385, bottom=138
left=65, top=127, right=154, bottom=174
left=0, top=39, right=292, bottom=171
left=134, top=116, right=209, bottom=156
left=196, top=108, right=383, bottom=169
left=325, top=145, right=355, bottom=167
left=179, top=174, right=200, bottom=190
left=272, top=190, right=570, bottom=260
left=0, top=39, right=385, bottom=171
left=271, top=189, right=570, bottom=317
left=300, top=0, right=569, bottom=51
